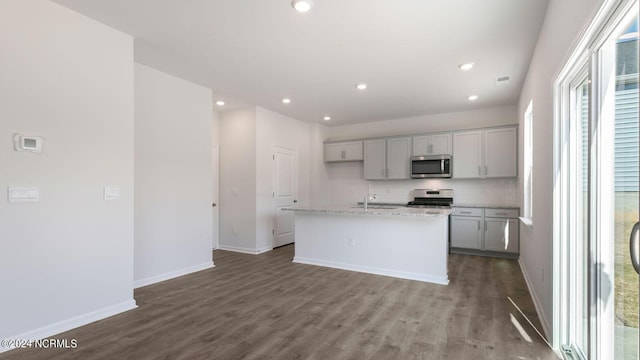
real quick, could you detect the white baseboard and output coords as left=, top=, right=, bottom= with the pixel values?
left=134, top=261, right=215, bottom=289
left=0, top=300, right=137, bottom=353
left=256, top=246, right=273, bottom=254
left=518, top=258, right=551, bottom=340
left=293, top=256, right=449, bottom=285
left=218, top=245, right=272, bottom=255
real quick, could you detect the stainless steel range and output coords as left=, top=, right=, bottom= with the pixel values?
left=406, top=189, right=453, bottom=208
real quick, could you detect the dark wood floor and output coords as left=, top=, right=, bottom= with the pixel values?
left=1, top=245, right=558, bottom=359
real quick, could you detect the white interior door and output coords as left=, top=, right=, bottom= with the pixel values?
left=273, top=146, right=297, bottom=248
left=212, top=145, right=219, bottom=250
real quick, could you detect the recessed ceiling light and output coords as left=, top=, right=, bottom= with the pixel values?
left=215, top=100, right=225, bottom=106
left=282, top=98, right=291, bottom=104
left=323, top=116, right=331, bottom=121
left=356, top=83, right=368, bottom=90
left=467, top=95, right=479, bottom=101
left=291, top=0, right=313, bottom=12
left=459, top=62, right=474, bottom=71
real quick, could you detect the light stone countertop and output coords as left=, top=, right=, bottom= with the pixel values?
left=452, top=204, right=520, bottom=210
left=283, top=205, right=452, bottom=218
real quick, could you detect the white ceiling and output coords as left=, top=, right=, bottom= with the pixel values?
left=53, top=0, right=549, bottom=126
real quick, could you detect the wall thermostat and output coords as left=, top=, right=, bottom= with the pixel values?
left=13, top=134, right=43, bottom=153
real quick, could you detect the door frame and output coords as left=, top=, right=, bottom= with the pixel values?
left=212, top=145, right=219, bottom=250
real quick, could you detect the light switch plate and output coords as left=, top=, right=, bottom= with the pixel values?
left=104, top=186, right=120, bottom=200
left=8, top=187, right=39, bottom=203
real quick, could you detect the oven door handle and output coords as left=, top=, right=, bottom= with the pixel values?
left=441, top=159, right=444, bottom=173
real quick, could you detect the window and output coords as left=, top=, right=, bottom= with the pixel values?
left=523, top=100, right=533, bottom=223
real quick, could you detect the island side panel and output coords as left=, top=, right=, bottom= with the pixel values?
left=292, top=212, right=448, bottom=285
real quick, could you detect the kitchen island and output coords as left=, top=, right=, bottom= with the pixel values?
left=284, top=206, right=451, bottom=285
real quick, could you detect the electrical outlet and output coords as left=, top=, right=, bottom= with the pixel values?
left=348, top=237, right=355, bottom=247
left=541, top=268, right=544, bottom=282
left=232, top=227, right=237, bottom=235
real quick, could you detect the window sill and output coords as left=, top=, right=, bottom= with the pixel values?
left=519, top=217, right=533, bottom=227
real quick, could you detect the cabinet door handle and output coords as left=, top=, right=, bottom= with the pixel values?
left=429, top=144, right=433, bottom=154
left=495, top=212, right=508, bottom=216
left=341, top=150, right=346, bottom=159
left=460, top=211, right=472, bottom=214
left=478, top=166, right=481, bottom=175
left=381, top=169, right=385, bottom=178
left=477, top=222, right=480, bottom=231
left=485, top=165, right=488, bottom=175
left=484, top=220, right=487, bottom=231
left=441, top=159, right=444, bottom=173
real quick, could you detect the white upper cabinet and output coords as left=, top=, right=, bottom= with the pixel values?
left=452, top=131, right=483, bottom=178
left=484, top=127, right=517, bottom=177
left=412, top=133, right=452, bottom=156
left=364, top=139, right=387, bottom=179
left=324, top=141, right=363, bottom=162
left=452, top=126, right=517, bottom=179
left=364, top=137, right=411, bottom=180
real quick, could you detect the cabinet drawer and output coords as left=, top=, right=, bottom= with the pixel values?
left=485, top=208, right=519, bottom=218
left=451, top=207, right=483, bottom=217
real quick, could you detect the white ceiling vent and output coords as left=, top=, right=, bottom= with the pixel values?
left=495, top=76, right=511, bottom=86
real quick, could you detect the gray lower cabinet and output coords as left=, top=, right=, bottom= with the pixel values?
left=450, top=207, right=519, bottom=258
left=484, top=217, right=519, bottom=254
left=450, top=207, right=483, bottom=249
left=450, top=216, right=482, bottom=249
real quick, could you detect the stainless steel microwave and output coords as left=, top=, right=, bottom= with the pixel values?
left=410, top=155, right=452, bottom=178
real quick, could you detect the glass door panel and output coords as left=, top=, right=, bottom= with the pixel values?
left=573, top=77, right=591, bottom=357
left=614, top=21, right=639, bottom=359
left=558, top=3, right=639, bottom=359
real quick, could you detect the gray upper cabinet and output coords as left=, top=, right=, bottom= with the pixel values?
left=386, top=137, right=411, bottom=179
left=364, top=139, right=387, bottom=179
left=364, top=137, right=411, bottom=180
left=412, top=133, right=452, bottom=156
left=452, top=126, right=517, bottom=179
left=484, top=127, right=517, bottom=178
left=329, top=125, right=517, bottom=180
left=324, top=141, right=363, bottom=162
left=452, top=131, right=483, bottom=178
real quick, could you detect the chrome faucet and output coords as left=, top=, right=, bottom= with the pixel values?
left=364, top=193, right=377, bottom=210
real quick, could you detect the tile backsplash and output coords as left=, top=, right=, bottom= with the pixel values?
left=322, top=162, right=519, bottom=207
left=368, top=178, right=519, bottom=206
